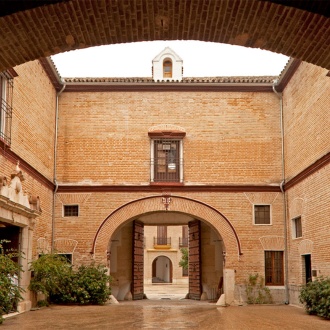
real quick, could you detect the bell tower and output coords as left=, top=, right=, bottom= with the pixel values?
left=152, top=47, right=183, bottom=82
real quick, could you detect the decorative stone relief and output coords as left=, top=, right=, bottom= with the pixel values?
left=29, top=195, right=41, bottom=212
left=0, top=162, right=41, bottom=214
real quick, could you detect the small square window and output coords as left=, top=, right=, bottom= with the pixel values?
left=292, top=216, right=302, bottom=238
left=63, top=205, right=79, bottom=217
left=254, top=205, right=271, bottom=225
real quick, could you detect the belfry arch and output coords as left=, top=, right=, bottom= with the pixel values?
left=0, top=1, right=330, bottom=72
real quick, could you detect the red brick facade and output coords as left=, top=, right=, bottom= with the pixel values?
left=0, top=58, right=329, bottom=308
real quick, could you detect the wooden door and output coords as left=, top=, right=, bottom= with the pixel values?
left=188, top=220, right=202, bottom=300
left=157, top=225, right=167, bottom=245
left=132, top=220, right=144, bottom=300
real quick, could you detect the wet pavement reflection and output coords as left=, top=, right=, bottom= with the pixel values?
left=2, top=300, right=329, bottom=329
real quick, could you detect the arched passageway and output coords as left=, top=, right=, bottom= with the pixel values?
left=94, top=195, right=239, bottom=304
left=0, top=1, right=329, bottom=72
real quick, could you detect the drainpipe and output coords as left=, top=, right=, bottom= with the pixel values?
left=273, top=80, right=289, bottom=304
left=52, top=82, right=66, bottom=252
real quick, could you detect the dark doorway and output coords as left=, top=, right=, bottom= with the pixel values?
left=304, top=254, right=312, bottom=284
left=0, top=224, right=20, bottom=262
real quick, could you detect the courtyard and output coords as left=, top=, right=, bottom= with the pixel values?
left=2, top=300, right=329, bottom=329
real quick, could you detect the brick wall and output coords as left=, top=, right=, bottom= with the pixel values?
left=57, top=90, right=282, bottom=185
left=12, top=61, right=57, bottom=180
left=1, top=59, right=57, bottom=252
left=283, top=62, right=330, bottom=180
left=2, top=58, right=329, bottom=306
left=283, top=62, right=330, bottom=304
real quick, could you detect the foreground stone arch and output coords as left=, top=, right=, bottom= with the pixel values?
left=92, top=195, right=242, bottom=268
left=0, top=1, right=329, bottom=71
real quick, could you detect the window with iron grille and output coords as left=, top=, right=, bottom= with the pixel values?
left=265, top=251, right=284, bottom=285
left=63, top=205, right=79, bottom=217
left=292, top=216, right=302, bottom=238
left=151, top=139, right=182, bottom=182
left=254, top=205, right=271, bottom=225
left=0, top=72, right=13, bottom=146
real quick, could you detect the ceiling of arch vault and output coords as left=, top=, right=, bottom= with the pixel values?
left=0, top=0, right=329, bottom=72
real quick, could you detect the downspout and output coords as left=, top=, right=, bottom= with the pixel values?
left=273, top=80, right=289, bottom=304
left=52, top=81, right=66, bottom=252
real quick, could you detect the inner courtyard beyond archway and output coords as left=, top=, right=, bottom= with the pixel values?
left=109, top=209, right=225, bottom=302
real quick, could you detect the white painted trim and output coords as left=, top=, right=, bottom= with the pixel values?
left=253, top=204, right=272, bottom=225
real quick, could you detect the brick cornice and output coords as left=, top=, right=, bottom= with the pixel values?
left=275, top=59, right=302, bottom=92
left=39, top=58, right=63, bottom=92
left=62, top=83, right=274, bottom=93
left=39, top=57, right=300, bottom=93
left=57, top=184, right=281, bottom=193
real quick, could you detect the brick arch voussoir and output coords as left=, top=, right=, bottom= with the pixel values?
left=0, top=1, right=329, bottom=71
left=92, top=195, right=242, bottom=266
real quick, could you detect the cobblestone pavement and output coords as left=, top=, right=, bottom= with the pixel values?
left=2, top=300, right=329, bottom=330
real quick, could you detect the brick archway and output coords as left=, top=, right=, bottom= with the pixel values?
left=92, top=195, right=242, bottom=268
left=0, top=1, right=329, bottom=72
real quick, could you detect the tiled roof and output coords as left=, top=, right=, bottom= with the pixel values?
left=63, top=76, right=277, bottom=84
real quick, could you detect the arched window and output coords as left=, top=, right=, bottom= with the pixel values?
left=163, top=59, right=172, bottom=78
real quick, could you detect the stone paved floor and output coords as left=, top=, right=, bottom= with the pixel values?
left=144, top=283, right=189, bottom=300
left=2, top=300, right=329, bottom=330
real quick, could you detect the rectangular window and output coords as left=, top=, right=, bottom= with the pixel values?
left=63, top=205, right=79, bottom=217
left=254, top=205, right=271, bottom=224
left=292, top=216, right=302, bottom=238
left=265, top=251, right=284, bottom=285
left=0, top=73, right=13, bottom=145
left=151, top=139, right=182, bottom=183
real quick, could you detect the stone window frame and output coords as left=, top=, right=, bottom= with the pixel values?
left=253, top=204, right=272, bottom=225
left=292, top=216, right=302, bottom=239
